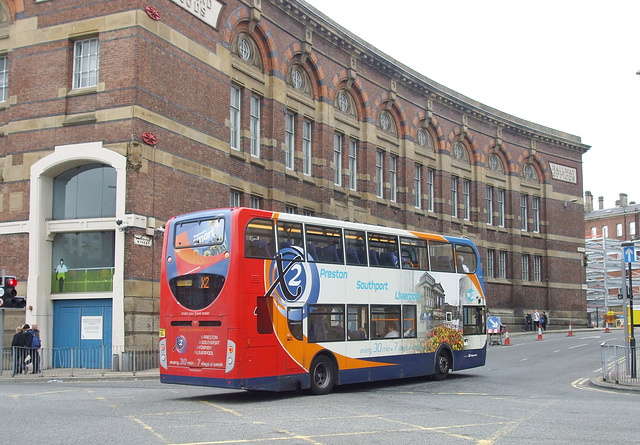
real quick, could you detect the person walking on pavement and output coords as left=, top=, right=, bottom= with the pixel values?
left=533, top=309, right=540, bottom=332
left=11, top=326, right=28, bottom=376
left=524, top=311, right=533, bottom=331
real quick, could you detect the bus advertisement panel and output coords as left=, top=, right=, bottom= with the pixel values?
left=159, top=208, right=486, bottom=394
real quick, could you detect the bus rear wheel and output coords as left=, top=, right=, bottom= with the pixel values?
left=433, top=350, right=451, bottom=381
left=309, top=355, right=336, bottom=395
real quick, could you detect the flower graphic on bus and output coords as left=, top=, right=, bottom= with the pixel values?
left=422, top=325, right=464, bottom=352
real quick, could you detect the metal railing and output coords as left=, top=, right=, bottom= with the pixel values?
left=600, top=344, right=640, bottom=385
left=1, top=345, right=158, bottom=378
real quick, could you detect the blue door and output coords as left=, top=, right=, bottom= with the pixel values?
left=53, top=299, right=113, bottom=369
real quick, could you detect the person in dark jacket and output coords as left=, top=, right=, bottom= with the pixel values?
left=11, top=326, right=27, bottom=376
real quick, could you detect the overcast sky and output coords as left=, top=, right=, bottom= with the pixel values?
left=303, top=0, right=639, bottom=208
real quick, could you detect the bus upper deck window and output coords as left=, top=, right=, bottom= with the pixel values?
left=455, top=245, right=477, bottom=274
left=245, top=218, right=275, bottom=259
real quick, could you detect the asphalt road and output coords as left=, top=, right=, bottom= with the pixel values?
left=1, top=330, right=637, bottom=444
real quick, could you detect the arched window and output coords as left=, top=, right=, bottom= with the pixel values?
left=52, top=164, right=116, bottom=220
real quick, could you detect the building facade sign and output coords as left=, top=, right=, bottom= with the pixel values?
left=170, top=0, right=224, bottom=29
left=549, top=162, right=577, bottom=184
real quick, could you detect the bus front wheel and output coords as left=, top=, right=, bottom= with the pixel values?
left=433, top=350, right=451, bottom=381
left=309, top=355, right=336, bottom=395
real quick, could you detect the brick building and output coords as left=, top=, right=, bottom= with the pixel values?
left=0, top=0, right=588, bottom=351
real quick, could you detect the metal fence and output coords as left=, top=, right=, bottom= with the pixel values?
left=1, top=345, right=158, bottom=378
left=600, top=344, right=640, bottom=385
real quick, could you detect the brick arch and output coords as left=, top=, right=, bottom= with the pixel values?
left=329, top=73, right=371, bottom=122
left=223, top=7, right=279, bottom=75
left=445, top=127, right=479, bottom=164
left=371, top=92, right=410, bottom=139
left=479, top=140, right=516, bottom=174
left=514, top=149, right=551, bottom=183
left=411, top=111, right=445, bottom=151
left=280, top=43, right=328, bottom=101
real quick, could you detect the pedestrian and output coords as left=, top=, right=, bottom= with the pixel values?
left=533, top=309, right=540, bottom=331
left=541, top=311, right=548, bottom=331
left=524, top=311, right=533, bottom=331
left=30, top=324, right=42, bottom=374
left=11, top=326, right=27, bottom=376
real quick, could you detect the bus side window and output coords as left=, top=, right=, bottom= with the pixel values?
left=455, top=245, right=477, bottom=274
left=368, top=233, right=399, bottom=268
left=245, top=218, right=275, bottom=259
left=288, top=307, right=303, bottom=340
left=347, top=304, right=369, bottom=340
left=400, top=237, right=428, bottom=270
left=371, top=305, right=401, bottom=338
left=402, top=305, right=417, bottom=338
left=308, top=305, right=345, bottom=342
left=276, top=221, right=303, bottom=252
left=429, top=241, right=455, bottom=272
left=344, top=229, right=366, bottom=266
left=305, top=225, right=344, bottom=264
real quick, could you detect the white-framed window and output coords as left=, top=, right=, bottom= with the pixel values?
left=463, top=179, right=470, bottom=220
left=631, top=222, right=636, bottom=238
left=285, top=112, right=295, bottom=170
left=390, top=156, right=397, bottom=202
left=285, top=205, right=297, bottom=214
left=532, top=196, right=540, bottom=233
left=451, top=176, right=458, bottom=218
left=487, top=249, right=495, bottom=278
left=73, top=37, right=99, bottom=89
left=249, top=196, right=260, bottom=209
left=520, top=194, right=528, bottom=231
left=602, top=225, right=608, bottom=238
left=533, top=255, right=542, bottom=282
left=376, top=150, right=384, bottom=198
left=414, top=165, right=422, bottom=209
left=497, top=189, right=505, bottom=227
left=427, top=168, right=434, bottom=212
left=230, top=190, right=241, bottom=207
left=617, top=223, right=623, bottom=237
left=302, top=209, right=313, bottom=217
left=522, top=254, right=530, bottom=281
left=499, top=251, right=507, bottom=279
left=334, top=133, right=343, bottom=186
left=230, top=86, right=241, bottom=150
left=349, top=140, right=357, bottom=190
left=486, top=185, right=494, bottom=225
left=0, top=56, right=7, bottom=103
left=303, top=121, right=312, bottom=176
left=250, top=96, right=260, bottom=157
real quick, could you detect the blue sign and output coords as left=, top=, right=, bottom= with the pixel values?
left=623, top=246, right=636, bottom=264
left=487, top=316, right=501, bottom=331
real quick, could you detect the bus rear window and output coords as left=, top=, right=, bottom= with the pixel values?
left=175, top=218, right=225, bottom=248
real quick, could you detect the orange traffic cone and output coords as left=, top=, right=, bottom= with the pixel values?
left=605, top=323, right=610, bottom=333
left=503, top=327, right=511, bottom=346
left=567, top=322, right=573, bottom=337
left=537, top=326, right=543, bottom=340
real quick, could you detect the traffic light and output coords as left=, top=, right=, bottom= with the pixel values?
left=0, top=275, right=26, bottom=308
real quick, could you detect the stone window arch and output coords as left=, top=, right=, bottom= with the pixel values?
left=521, top=162, right=539, bottom=183
left=487, top=153, right=505, bottom=174
left=452, top=141, right=470, bottom=164
left=377, top=109, right=397, bottom=137
left=287, top=64, right=313, bottom=98
left=335, top=89, right=358, bottom=120
left=231, top=33, right=263, bottom=71
left=416, top=126, right=435, bottom=152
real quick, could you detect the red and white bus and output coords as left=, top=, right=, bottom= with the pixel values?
left=159, top=208, right=486, bottom=394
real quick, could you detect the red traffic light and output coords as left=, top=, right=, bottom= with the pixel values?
left=6, top=277, right=17, bottom=287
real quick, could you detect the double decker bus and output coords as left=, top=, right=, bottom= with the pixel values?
left=159, top=208, right=486, bottom=394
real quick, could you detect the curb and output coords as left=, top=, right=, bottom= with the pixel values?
left=590, top=376, right=640, bottom=391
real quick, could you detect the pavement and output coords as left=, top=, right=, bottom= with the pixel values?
left=1, top=327, right=637, bottom=391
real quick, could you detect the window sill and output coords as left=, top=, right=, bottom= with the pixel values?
left=229, top=148, right=246, bottom=161
left=67, top=86, right=98, bottom=97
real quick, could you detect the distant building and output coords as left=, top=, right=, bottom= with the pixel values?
left=584, top=192, right=640, bottom=241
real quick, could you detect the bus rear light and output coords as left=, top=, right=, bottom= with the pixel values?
left=224, top=251, right=229, bottom=259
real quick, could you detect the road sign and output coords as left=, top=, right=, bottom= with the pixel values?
left=623, top=246, right=636, bottom=263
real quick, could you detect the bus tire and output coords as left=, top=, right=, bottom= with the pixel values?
left=309, top=355, right=336, bottom=395
left=433, top=349, right=451, bottom=381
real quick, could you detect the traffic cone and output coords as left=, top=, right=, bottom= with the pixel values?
left=605, top=323, right=610, bottom=333
left=537, top=326, right=543, bottom=340
left=503, top=327, right=511, bottom=345
left=567, top=322, right=573, bottom=337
